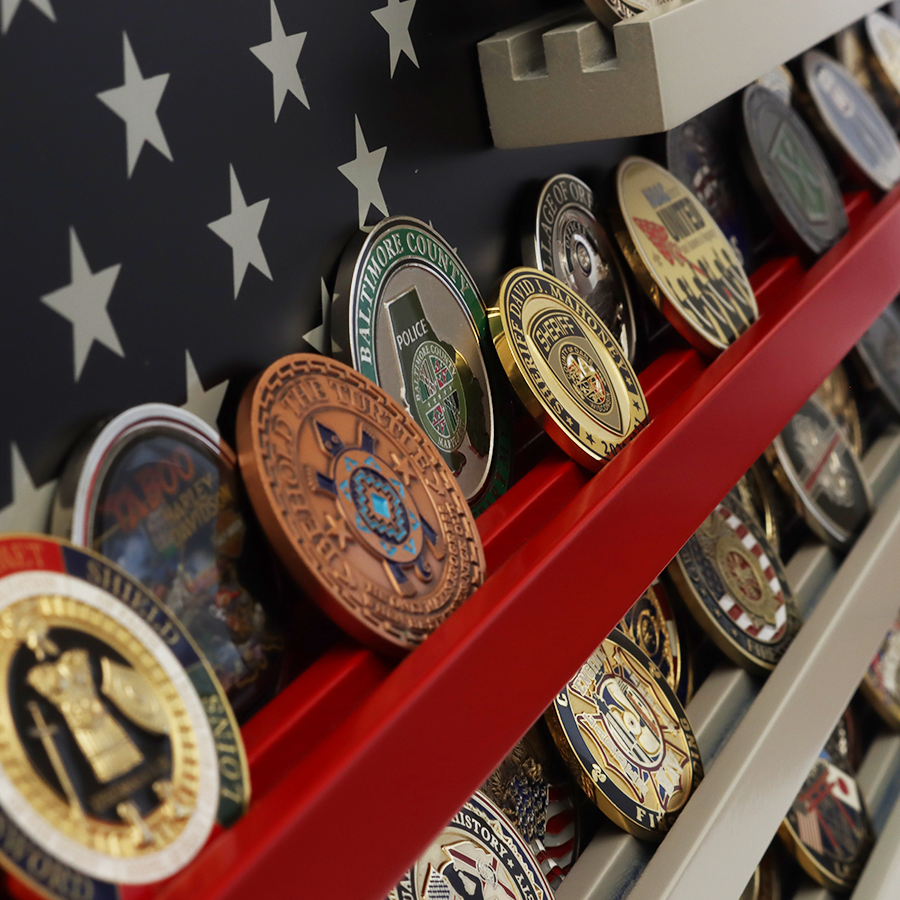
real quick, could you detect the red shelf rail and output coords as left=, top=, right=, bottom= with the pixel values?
left=9, top=189, right=900, bottom=900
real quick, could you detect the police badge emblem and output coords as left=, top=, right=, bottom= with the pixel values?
left=333, top=216, right=511, bottom=513
left=388, top=791, right=554, bottom=900
left=669, top=501, right=801, bottom=675
left=0, top=535, right=248, bottom=898
left=545, top=631, right=702, bottom=840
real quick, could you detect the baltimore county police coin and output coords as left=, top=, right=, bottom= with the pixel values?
left=612, top=156, right=758, bottom=356
left=0, top=535, right=248, bottom=898
left=489, top=268, right=648, bottom=471
left=333, top=216, right=511, bottom=514
left=815, top=365, right=864, bottom=458
left=767, top=396, right=873, bottom=549
left=862, top=611, right=900, bottom=729
left=730, top=462, right=782, bottom=555
left=50, top=403, right=283, bottom=722
left=668, top=501, right=801, bottom=675
left=236, top=354, right=485, bottom=656
left=523, top=174, right=637, bottom=362
left=665, top=116, right=752, bottom=268
left=482, top=725, right=582, bottom=889
left=856, top=302, right=900, bottom=418
left=617, top=579, right=691, bottom=706
left=545, top=630, right=702, bottom=841
left=388, top=791, right=554, bottom=900
left=779, top=757, right=873, bottom=891
left=802, top=50, right=900, bottom=192
left=741, top=84, right=848, bottom=260
left=756, top=65, right=797, bottom=105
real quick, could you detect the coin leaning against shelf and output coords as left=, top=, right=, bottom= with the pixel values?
left=50, top=403, right=284, bottom=722
left=779, top=756, right=873, bottom=891
left=332, top=215, right=511, bottom=514
left=523, top=173, right=637, bottom=362
left=582, top=0, right=664, bottom=30
left=236, top=353, right=486, bottom=655
left=0, top=535, right=248, bottom=899
left=756, top=65, right=797, bottom=105
left=546, top=630, right=702, bottom=841
left=856, top=301, right=900, bottom=418
left=862, top=610, right=900, bottom=730
left=665, top=116, right=752, bottom=269
left=863, top=12, right=900, bottom=122
left=740, top=84, right=848, bottom=260
left=617, top=578, right=692, bottom=706
left=668, top=500, right=801, bottom=675
left=730, top=461, right=782, bottom=555
left=387, top=791, right=555, bottom=900
left=612, top=155, right=759, bottom=356
left=801, top=50, right=900, bottom=192
left=767, top=396, right=873, bottom=549
left=739, top=849, right=782, bottom=900
left=481, top=724, right=582, bottom=889
left=489, top=268, right=648, bottom=471
left=815, top=364, right=864, bottom=458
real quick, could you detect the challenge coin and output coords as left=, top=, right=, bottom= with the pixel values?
left=51, top=403, right=283, bottom=721
left=815, top=365, right=864, bottom=458
left=582, top=0, right=663, bottom=30
left=801, top=50, right=900, bottom=192
left=333, top=216, right=511, bottom=514
left=0, top=535, right=248, bottom=897
left=856, top=301, right=900, bottom=417
left=388, top=791, right=555, bottom=900
left=523, top=174, right=637, bottom=361
left=482, top=725, right=582, bottom=889
left=834, top=23, right=877, bottom=95
left=862, top=610, right=900, bottom=729
left=756, top=65, right=797, bottom=105
left=236, top=354, right=486, bottom=655
left=668, top=500, right=801, bottom=675
left=665, top=116, right=752, bottom=268
left=730, top=462, right=782, bottom=555
left=863, top=13, right=900, bottom=123
left=545, top=630, right=703, bottom=841
left=617, top=579, right=691, bottom=706
left=767, top=396, right=873, bottom=549
left=612, top=156, right=759, bottom=356
left=740, top=850, right=782, bottom=900
left=489, top=268, right=648, bottom=471
left=779, top=757, right=873, bottom=891
left=740, top=84, right=848, bottom=260
left=824, top=707, right=861, bottom=774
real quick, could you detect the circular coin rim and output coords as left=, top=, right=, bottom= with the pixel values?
left=332, top=214, right=511, bottom=513
left=611, top=155, right=759, bottom=357
left=856, top=302, right=900, bottom=418
left=523, top=173, right=637, bottom=363
left=0, top=534, right=249, bottom=892
left=767, top=396, right=873, bottom=549
left=777, top=758, right=873, bottom=892
left=545, top=629, right=702, bottom=841
left=235, top=353, right=485, bottom=656
left=668, top=499, right=800, bottom=675
left=864, top=12, right=900, bottom=108
left=861, top=615, right=900, bottom=729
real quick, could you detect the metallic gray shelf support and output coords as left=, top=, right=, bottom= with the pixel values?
left=478, top=0, right=883, bottom=148
left=556, top=429, right=900, bottom=900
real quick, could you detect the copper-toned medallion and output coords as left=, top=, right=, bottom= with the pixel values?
left=236, top=354, right=486, bottom=655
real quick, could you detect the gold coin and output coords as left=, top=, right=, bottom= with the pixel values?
left=612, top=156, right=759, bottom=356
left=815, top=364, right=864, bottom=458
left=489, top=268, right=648, bottom=471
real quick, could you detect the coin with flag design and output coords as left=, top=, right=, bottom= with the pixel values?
left=779, top=757, right=873, bottom=891
left=668, top=500, right=801, bottom=675
left=387, top=791, right=554, bottom=900
left=333, top=216, right=511, bottom=514
left=545, top=630, right=702, bottom=841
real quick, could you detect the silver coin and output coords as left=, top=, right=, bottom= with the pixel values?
left=857, top=301, right=900, bottom=417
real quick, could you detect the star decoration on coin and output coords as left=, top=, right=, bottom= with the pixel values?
left=97, top=32, right=172, bottom=178
left=41, top=227, right=124, bottom=381
left=250, top=0, right=308, bottom=121
left=1, top=0, right=53, bottom=33
left=181, top=350, right=229, bottom=429
left=338, top=115, right=387, bottom=230
left=389, top=451, right=416, bottom=486
left=371, top=0, right=418, bottom=77
left=324, top=513, right=353, bottom=550
left=208, top=165, right=272, bottom=299
left=0, top=443, right=57, bottom=532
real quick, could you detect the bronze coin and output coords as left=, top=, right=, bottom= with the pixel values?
left=236, top=354, right=485, bottom=655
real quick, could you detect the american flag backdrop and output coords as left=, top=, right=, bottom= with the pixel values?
left=0, top=0, right=650, bottom=536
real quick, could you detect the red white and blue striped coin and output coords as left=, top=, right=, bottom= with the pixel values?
left=669, top=501, right=801, bottom=674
